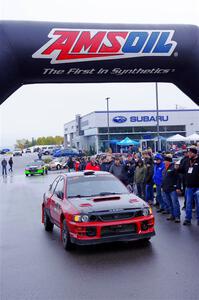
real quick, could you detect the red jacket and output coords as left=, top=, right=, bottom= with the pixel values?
left=85, top=162, right=100, bottom=171
left=75, top=161, right=80, bottom=172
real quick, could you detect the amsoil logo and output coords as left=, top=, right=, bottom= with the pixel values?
left=32, top=29, right=177, bottom=64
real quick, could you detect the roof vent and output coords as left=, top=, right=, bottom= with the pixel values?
left=84, top=170, right=95, bottom=176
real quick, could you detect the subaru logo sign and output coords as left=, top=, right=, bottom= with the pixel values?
left=113, top=116, right=127, bottom=123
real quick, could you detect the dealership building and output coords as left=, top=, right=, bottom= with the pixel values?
left=64, top=109, right=199, bottom=152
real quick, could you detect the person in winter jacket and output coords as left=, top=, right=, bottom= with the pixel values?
left=1, top=158, right=7, bottom=176
left=79, top=157, right=87, bottom=171
left=145, top=159, right=154, bottom=205
left=153, top=153, right=166, bottom=211
left=85, top=156, right=100, bottom=171
left=179, top=149, right=190, bottom=210
left=67, top=157, right=75, bottom=172
left=177, top=147, right=199, bottom=225
left=162, top=155, right=181, bottom=222
left=109, top=156, right=127, bottom=184
left=8, top=157, right=13, bottom=172
left=124, top=155, right=136, bottom=186
left=100, top=155, right=113, bottom=172
left=134, top=159, right=146, bottom=199
left=74, top=159, right=80, bottom=172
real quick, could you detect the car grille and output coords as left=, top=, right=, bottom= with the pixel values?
left=101, top=224, right=136, bottom=237
left=89, top=210, right=143, bottom=222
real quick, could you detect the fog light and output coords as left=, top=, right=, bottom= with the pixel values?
left=86, top=227, right=97, bottom=237
left=141, top=222, right=148, bottom=231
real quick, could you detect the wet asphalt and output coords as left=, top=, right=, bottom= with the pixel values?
left=0, top=154, right=199, bottom=300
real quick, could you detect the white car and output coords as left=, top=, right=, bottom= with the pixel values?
left=13, top=149, right=23, bottom=156
left=48, top=157, right=67, bottom=170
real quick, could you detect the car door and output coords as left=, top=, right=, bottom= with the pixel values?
left=51, top=176, right=65, bottom=225
left=48, top=176, right=60, bottom=221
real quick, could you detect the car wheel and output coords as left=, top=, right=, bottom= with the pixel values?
left=56, top=164, right=61, bottom=170
left=44, top=209, right=54, bottom=232
left=25, top=174, right=28, bottom=177
left=62, top=219, right=74, bottom=251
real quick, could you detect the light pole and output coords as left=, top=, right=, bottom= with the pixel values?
left=155, top=82, right=161, bottom=152
left=106, top=97, right=110, bottom=150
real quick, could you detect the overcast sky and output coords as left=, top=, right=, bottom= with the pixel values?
left=0, top=0, right=199, bottom=148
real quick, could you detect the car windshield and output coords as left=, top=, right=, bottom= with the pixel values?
left=27, top=161, right=43, bottom=167
left=67, top=175, right=129, bottom=198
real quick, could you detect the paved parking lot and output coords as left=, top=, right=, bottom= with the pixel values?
left=0, top=154, right=199, bottom=300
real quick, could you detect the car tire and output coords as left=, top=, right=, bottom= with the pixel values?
left=25, top=174, right=28, bottom=177
left=44, top=209, right=54, bottom=232
left=62, top=219, right=74, bottom=251
left=56, top=164, right=61, bottom=170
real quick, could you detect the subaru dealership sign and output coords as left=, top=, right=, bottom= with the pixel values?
left=113, top=116, right=127, bottom=123
left=113, top=115, right=169, bottom=123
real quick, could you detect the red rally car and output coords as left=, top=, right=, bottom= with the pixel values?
left=42, top=171, right=155, bottom=251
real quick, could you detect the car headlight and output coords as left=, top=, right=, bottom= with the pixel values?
left=81, top=215, right=89, bottom=222
left=73, top=215, right=89, bottom=222
left=143, top=208, right=150, bottom=216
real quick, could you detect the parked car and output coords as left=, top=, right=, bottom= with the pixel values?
left=53, top=148, right=80, bottom=158
left=48, top=157, right=67, bottom=170
left=25, top=160, right=48, bottom=176
left=0, top=148, right=10, bottom=154
left=42, top=146, right=56, bottom=155
left=25, top=148, right=32, bottom=153
left=13, top=149, right=23, bottom=156
left=42, top=171, right=155, bottom=251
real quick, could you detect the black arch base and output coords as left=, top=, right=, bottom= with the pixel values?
left=0, top=21, right=199, bottom=105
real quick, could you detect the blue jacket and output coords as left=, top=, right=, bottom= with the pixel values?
left=153, top=161, right=165, bottom=186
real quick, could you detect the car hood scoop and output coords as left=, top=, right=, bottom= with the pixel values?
left=93, top=196, right=120, bottom=202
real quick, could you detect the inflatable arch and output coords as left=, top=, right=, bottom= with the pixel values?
left=0, top=21, right=199, bottom=105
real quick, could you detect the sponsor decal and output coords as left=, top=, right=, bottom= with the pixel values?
left=130, top=115, right=169, bottom=122
left=32, top=29, right=177, bottom=64
left=113, top=116, right=127, bottom=123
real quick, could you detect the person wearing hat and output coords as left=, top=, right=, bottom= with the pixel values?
left=179, top=149, right=190, bottom=210
left=85, top=156, right=100, bottom=171
left=124, top=154, right=136, bottom=187
left=134, top=159, right=146, bottom=199
left=109, top=155, right=127, bottom=185
left=153, top=153, right=167, bottom=212
left=145, top=159, right=154, bottom=205
left=162, top=154, right=181, bottom=222
left=182, top=146, right=199, bottom=225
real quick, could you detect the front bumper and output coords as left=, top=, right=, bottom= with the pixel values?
left=68, top=215, right=155, bottom=246
left=71, top=231, right=155, bottom=245
left=25, top=169, right=44, bottom=175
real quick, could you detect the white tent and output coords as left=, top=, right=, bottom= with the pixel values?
left=185, top=133, right=199, bottom=141
left=167, top=134, right=186, bottom=142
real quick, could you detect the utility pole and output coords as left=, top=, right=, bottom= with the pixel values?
left=155, top=82, right=161, bottom=152
left=106, top=97, right=110, bottom=150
